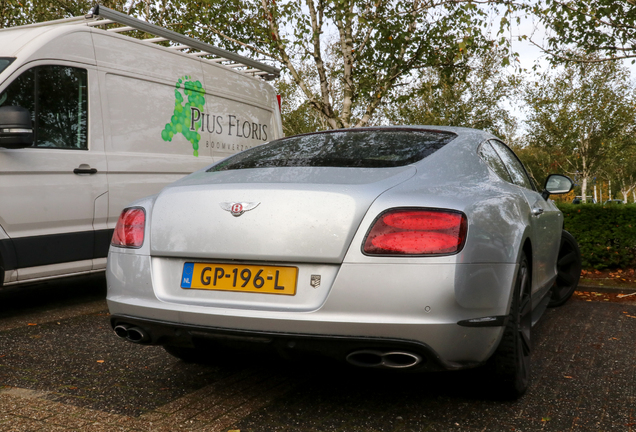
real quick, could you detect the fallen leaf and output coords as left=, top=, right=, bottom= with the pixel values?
left=96, top=360, right=105, bottom=363
left=610, top=337, right=619, bottom=340
left=27, top=323, right=37, bottom=326
left=542, top=417, right=551, bottom=422
left=564, top=376, right=573, bottom=379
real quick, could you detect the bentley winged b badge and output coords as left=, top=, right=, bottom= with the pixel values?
left=219, top=202, right=260, bottom=217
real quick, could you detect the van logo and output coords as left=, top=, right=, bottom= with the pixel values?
left=160, top=75, right=205, bottom=157
left=219, top=202, right=260, bottom=217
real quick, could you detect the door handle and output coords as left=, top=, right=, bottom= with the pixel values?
left=74, top=164, right=97, bottom=175
left=531, top=207, right=544, bottom=216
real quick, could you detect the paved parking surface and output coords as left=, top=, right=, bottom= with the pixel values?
left=0, top=277, right=634, bottom=431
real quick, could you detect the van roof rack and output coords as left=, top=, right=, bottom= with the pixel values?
left=85, top=4, right=280, bottom=80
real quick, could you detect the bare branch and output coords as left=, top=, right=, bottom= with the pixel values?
left=528, top=40, right=636, bottom=63
left=204, top=27, right=282, bottom=62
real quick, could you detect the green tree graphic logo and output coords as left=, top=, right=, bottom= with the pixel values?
left=161, top=76, right=205, bottom=156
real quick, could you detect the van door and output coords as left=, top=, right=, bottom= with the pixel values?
left=0, top=63, right=108, bottom=281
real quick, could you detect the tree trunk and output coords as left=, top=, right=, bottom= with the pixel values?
left=581, top=176, right=588, bottom=203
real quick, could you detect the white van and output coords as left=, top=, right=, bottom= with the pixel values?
left=0, top=5, right=282, bottom=288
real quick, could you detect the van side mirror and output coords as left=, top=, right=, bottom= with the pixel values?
left=0, top=106, right=34, bottom=149
left=541, top=174, right=574, bottom=200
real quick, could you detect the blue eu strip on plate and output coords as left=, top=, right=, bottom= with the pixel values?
left=181, top=262, right=194, bottom=288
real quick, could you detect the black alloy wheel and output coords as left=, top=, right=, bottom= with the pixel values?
left=548, top=230, right=581, bottom=307
left=489, top=252, right=532, bottom=399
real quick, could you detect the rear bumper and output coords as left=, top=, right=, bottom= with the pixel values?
left=110, top=314, right=475, bottom=372
left=107, top=251, right=516, bottom=367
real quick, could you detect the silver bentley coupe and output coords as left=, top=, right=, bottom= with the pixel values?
left=106, top=126, right=581, bottom=398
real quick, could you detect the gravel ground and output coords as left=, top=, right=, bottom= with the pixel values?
left=0, top=277, right=633, bottom=431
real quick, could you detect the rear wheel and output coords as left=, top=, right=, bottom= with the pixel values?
left=489, top=252, right=532, bottom=399
left=548, top=230, right=581, bottom=307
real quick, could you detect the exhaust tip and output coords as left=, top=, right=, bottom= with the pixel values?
left=346, top=350, right=422, bottom=369
left=346, top=351, right=384, bottom=368
left=382, top=352, right=422, bottom=369
left=114, top=324, right=130, bottom=339
left=126, top=327, right=150, bottom=343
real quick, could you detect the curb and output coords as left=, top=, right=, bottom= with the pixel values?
left=576, top=284, right=636, bottom=294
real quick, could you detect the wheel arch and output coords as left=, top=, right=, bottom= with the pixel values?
left=521, top=237, right=533, bottom=289
left=0, top=237, right=18, bottom=288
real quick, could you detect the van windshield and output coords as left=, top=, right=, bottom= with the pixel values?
left=208, top=129, right=456, bottom=171
left=0, top=58, right=14, bottom=75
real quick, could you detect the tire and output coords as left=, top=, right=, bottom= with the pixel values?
left=489, top=252, right=532, bottom=399
left=548, top=230, right=581, bottom=307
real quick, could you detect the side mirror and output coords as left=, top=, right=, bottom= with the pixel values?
left=541, top=174, right=574, bottom=200
left=0, top=106, right=34, bottom=149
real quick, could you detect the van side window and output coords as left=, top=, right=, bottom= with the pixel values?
left=0, top=66, right=88, bottom=150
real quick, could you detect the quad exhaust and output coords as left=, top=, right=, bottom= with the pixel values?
left=346, top=350, right=422, bottom=369
left=113, top=324, right=150, bottom=343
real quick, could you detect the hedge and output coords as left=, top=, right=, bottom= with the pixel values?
left=557, top=204, right=636, bottom=270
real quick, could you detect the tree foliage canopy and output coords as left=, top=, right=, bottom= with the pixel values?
left=522, top=60, right=636, bottom=201
left=170, top=0, right=513, bottom=129
left=527, top=0, right=636, bottom=63
left=383, top=47, right=519, bottom=141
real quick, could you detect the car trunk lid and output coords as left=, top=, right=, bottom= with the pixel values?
left=149, top=166, right=416, bottom=263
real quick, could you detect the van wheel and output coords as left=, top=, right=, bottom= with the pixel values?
left=489, top=252, right=532, bottom=399
left=548, top=230, right=581, bottom=307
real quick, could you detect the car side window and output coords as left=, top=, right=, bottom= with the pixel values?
left=478, top=141, right=512, bottom=183
left=0, top=65, right=88, bottom=150
left=489, top=140, right=534, bottom=190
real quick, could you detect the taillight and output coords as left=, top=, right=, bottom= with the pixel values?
left=277, top=94, right=282, bottom=112
left=111, top=207, right=146, bottom=248
left=363, top=209, right=467, bottom=255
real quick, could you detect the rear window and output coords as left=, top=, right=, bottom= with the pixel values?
left=208, top=129, right=456, bottom=171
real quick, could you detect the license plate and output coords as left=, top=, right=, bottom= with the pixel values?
left=180, top=262, right=297, bottom=295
